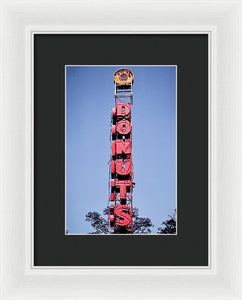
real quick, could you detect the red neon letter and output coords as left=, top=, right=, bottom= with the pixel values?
left=116, top=102, right=131, bottom=118
left=115, top=140, right=131, bottom=155
left=115, top=205, right=132, bottom=226
left=115, top=180, right=132, bottom=199
left=116, top=159, right=132, bottom=176
left=116, top=120, right=131, bottom=135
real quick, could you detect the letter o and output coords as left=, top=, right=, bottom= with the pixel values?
left=116, top=120, right=131, bottom=135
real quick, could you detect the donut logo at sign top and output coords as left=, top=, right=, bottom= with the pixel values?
left=114, top=68, right=134, bottom=85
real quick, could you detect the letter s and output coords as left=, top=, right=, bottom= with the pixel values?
left=115, top=205, right=132, bottom=226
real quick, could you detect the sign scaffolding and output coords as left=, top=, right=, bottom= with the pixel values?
left=108, top=69, right=135, bottom=234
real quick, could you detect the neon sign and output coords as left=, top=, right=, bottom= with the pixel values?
left=109, top=68, right=134, bottom=233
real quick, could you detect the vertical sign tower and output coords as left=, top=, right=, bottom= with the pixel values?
left=108, top=68, right=135, bottom=234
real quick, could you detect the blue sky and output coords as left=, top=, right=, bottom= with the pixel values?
left=66, top=66, right=176, bottom=234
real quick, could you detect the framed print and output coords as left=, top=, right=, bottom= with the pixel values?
left=1, top=0, right=242, bottom=299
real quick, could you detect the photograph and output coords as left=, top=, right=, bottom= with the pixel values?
left=65, top=66, right=177, bottom=234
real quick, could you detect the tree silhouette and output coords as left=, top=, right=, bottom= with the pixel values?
left=157, top=209, right=176, bottom=234
left=85, top=211, right=109, bottom=234
left=132, top=207, right=153, bottom=234
left=85, top=207, right=153, bottom=234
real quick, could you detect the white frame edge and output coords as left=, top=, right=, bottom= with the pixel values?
left=1, top=0, right=241, bottom=299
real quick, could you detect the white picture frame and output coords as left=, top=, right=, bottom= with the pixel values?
left=0, top=0, right=241, bottom=299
